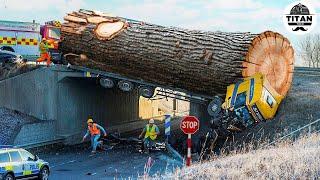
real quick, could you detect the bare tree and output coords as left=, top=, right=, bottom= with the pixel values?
left=314, top=35, right=320, bottom=68
left=299, top=34, right=320, bottom=68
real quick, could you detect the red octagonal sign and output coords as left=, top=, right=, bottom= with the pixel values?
left=180, top=116, right=200, bottom=134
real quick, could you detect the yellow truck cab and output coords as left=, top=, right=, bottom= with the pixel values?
left=222, top=73, right=283, bottom=127
left=208, top=73, right=283, bottom=130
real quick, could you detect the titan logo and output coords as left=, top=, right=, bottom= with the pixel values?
left=283, top=1, right=317, bottom=35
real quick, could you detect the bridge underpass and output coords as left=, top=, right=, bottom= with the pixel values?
left=0, top=65, right=140, bottom=147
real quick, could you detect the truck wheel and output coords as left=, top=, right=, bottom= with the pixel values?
left=38, top=166, right=49, bottom=180
left=207, top=96, right=223, bottom=117
left=4, top=173, right=14, bottom=180
left=139, top=86, right=155, bottom=98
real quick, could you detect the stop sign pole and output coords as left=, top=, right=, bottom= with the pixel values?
left=186, top=133, right=192, bottom=166
left=180, top=116, right=200, bottom=166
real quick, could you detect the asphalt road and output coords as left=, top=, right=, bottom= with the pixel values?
left=35, top=144, right=181, bottom=180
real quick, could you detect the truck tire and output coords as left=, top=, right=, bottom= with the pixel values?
left=139, top=86, right=155, bottom=98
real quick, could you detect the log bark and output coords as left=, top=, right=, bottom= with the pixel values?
left=60, top=10, right=294, bottom=97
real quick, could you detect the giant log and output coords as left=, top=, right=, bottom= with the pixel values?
left=60, top=10, right=294, bottom=97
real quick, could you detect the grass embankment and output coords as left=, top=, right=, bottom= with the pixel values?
left=165, top=134, right=320, bottom=179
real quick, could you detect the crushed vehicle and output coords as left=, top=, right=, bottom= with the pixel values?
left=208, top=73, right=283, bottom=131
left=196, top=73, right=284, bottom=157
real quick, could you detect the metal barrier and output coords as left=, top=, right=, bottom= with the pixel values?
left=266, top=118, right=320, bottom=147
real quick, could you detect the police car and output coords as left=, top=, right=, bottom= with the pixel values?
left=0, top=146, right=50, bottom=180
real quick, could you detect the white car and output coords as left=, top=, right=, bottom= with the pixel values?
left=0, top=146, right=50, bottom=180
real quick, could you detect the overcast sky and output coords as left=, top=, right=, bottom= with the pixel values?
left=0, top=0, right=319, bottom=65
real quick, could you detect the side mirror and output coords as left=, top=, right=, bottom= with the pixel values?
left=34, top=155, right=39, bottom=161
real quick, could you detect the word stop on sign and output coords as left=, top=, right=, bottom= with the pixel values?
left=181, top=121, right=198, bottom=129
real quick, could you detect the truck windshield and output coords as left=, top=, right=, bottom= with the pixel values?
left=48, top=27, right=60, bottom=40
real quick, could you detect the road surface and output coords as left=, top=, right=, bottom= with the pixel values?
left=34, top=143, right=181, bottom=180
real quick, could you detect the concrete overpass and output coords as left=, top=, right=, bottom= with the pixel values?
left=0, top=65, right=140, bottom=147
left=0, top=64, right=213, bottom=148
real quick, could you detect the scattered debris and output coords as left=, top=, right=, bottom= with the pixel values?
left=86, top=172, right=97, bottom=176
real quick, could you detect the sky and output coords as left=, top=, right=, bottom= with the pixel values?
left=0, top=0, right=319, bottom=65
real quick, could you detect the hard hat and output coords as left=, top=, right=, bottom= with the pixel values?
left=87, top=119, right=93, bottom=124
left=149, top=119, right=154, bottom=124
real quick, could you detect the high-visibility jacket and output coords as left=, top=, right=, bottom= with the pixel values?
left=39, top=42, right=49, bottom=54
left=144, top=124, right=157, bottom=140
left=88, top=123, right=101, bottom=136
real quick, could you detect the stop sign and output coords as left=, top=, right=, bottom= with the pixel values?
left=180, top=116, right=200, bottom=134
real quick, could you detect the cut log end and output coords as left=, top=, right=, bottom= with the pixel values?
left=94, top=21, right=126, bottom=40
left=242, top=31, right=294, bottom=97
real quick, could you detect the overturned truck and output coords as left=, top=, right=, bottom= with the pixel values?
left=59, top=9, right=294, bottom=155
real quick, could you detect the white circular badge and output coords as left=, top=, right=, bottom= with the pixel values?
left=283, top=1, right=317, bottom=35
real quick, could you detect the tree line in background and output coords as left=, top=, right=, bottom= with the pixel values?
left=299, top=34, right=320, bottom=68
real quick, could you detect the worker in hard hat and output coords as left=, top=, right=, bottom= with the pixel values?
left=36, top=38, right=51, bottom=66
left=82, top=118, right=107, bottom=153
left=139, top=119, right=160, bottom=151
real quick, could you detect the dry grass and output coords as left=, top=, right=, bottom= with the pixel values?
left=161, top=133, right=320, bottom=180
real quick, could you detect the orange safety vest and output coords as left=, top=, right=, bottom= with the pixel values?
left=88, top=123, right=101, bottom=136
left=39, top=42, right=49, bottom=54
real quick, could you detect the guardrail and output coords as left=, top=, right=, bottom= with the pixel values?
left=294, top=67, right=320, bottom=72
left=266, top=118, right=320, bottom=147
left=294, top=67, right=320, bottom=76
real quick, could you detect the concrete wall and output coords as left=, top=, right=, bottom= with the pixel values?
left=57, top=77, right=139, bottom=137
left=0, top=67, right=139, bottom=144
left=0, top=68, right=57, bottom=120
left=13, top=120, right=58, bottom=147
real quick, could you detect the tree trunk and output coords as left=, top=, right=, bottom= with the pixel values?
left=60, top=10, right=294, bottom=97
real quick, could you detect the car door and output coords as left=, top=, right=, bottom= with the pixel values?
left=19, top=149, right=39, bottom=176
left=0, top=152, right=11, bottom=174
left=8, top=151, right=24, bottom=178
